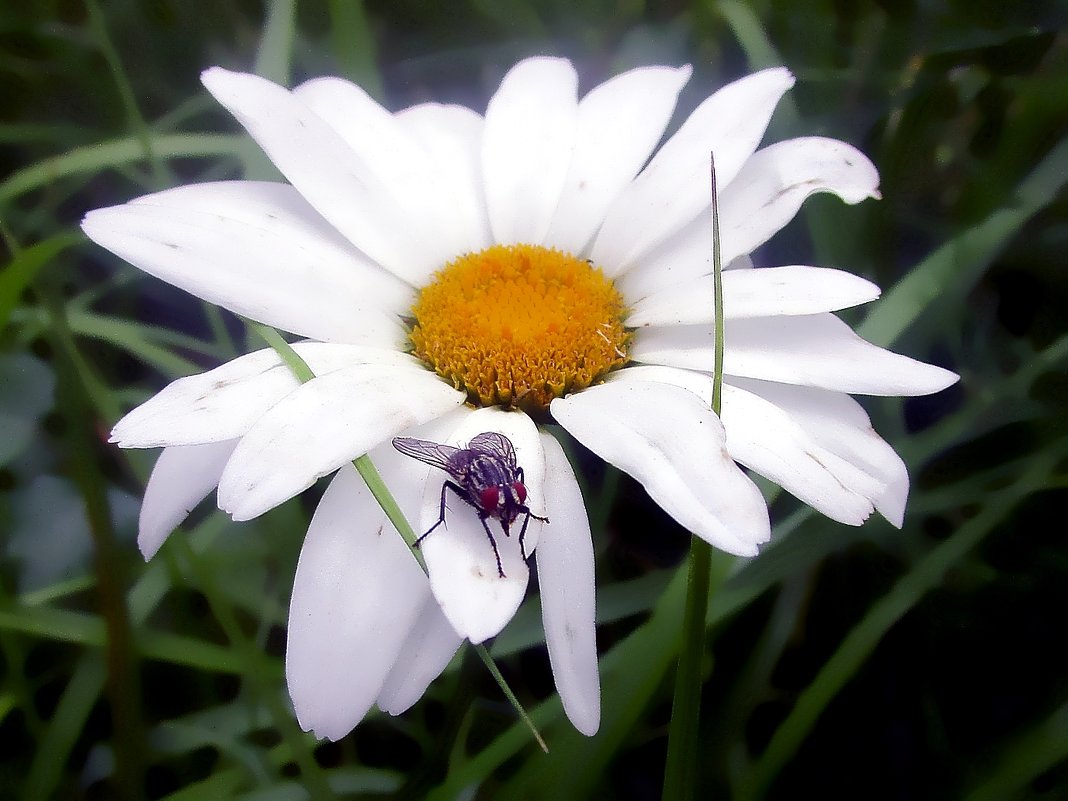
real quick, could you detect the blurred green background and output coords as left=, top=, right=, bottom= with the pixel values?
left=1, top=1, right=1066, bottom=799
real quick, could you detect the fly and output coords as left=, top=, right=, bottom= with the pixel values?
left=392, top=431, right=549, bottom=578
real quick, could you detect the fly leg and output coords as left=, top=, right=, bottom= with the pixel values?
left=477, top=514, right=506, bottom=578
left=418, top=482, right=506, bottom=579
left=516, top=506, right=550, bottom=560
left=415, top=480, right=467, bottom=547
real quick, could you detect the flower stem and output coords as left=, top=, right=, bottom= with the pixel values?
left=662, top=154, right=725, bottom=800
left=249, top=321, right=547, bottom=752
left=42, top=280, right=146, bottom=801
left=662, top=538, right=713, bottom=799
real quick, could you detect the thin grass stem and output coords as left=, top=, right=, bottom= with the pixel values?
left=662, top=154, right=724, bottom=800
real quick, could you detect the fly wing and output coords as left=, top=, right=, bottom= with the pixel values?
left=392, top=436, right=463, bottom=475
left=467, top=431, right=517, bottom=468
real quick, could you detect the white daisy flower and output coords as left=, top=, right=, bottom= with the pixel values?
left=83, top=57, right=958, bottom=741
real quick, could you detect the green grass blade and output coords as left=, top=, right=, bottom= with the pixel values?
left=0, top=133, right=243, bottom=207
left=254, top=0, right=298, bottom=85
left=328, top=0, right=383, bottom=95
left=860, top=137, right=1068, bottom=348
left=716, top=0, right=790, bottom=74
left=21, top=656, right=108, bottom=801
left=83, top=0, right=169, bottom=185
left=0, top=232, right=81, bottom=330
left=962, top=699, right=1068, bottom=801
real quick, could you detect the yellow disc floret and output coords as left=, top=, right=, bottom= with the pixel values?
left=409, top=244, right=630, bottom=415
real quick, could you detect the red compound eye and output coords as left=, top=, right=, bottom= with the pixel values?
left=479, top=486, right=500, bottom=510
left=512, top=482, right=527, bottom=504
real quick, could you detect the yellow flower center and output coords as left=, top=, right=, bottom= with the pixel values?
left=409, top=244, right=630, bottom=415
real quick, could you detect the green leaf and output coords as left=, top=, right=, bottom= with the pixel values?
left=0, top=353, right=55, bottom=467
left=6, top=476, right=97, bottom=592
left=236, top=767, right=402, bottom=800
left=737, top=444, right=1066, bottom=800
left=158, top=768, right=247, bottom=801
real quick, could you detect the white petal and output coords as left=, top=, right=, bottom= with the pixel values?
left=537, top=432, right=600, bottom=736
left=376, top=593, right=463, bottom=716
left=875, top=469, right=909, bottom=528
left=218, top=364, right=465, bottom=521
left=286, top=465, right=428, bottom=740
left=591, top=68, right=795, bottom=275
left=626, top=265, right=882, bottom=326
left=607, top=366, right=877, bottom=523
left=131, top=181, right=411, bottom=310
left=729, top=377, right=911, bottom=526
left=717, top=137, right=880, bottom=262
left=614, top=208, right=716, bottom=301
left=630, top=313, right=960, bottom=396
left=613, top=366, right=910, bottom=526
left=112, top=343, right=414, bottom=448
left=200, top=68, right=436, bottom=285
left=720, top=384, right=879, bottom=525
left=551, top=381, right=770, bottom=555
left=605, top=363, right=712, bottom=399
left=418, top=408, right=546, bottom=644
left=371, top=415, right=470, bottom=714
left=138, top=440, right=237, bottom=559
left=544, top=65, right=693, bottom=254
left=615, top=221, right=754, bottom=304
left=396, top=103, right=491, bottom=255
left=293, top=78, right=472, bottom=276
left=617, top=138, right=878, bottom=302
left=82, top=182, right=410, bottom=345
left=482, top=57, right=578, bottom=244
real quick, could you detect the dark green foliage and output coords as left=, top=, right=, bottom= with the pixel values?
left=1, top=1, right=1064, bottom=798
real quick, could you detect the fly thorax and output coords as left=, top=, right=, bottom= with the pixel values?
left=470, top=453, right=511, bottom=488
